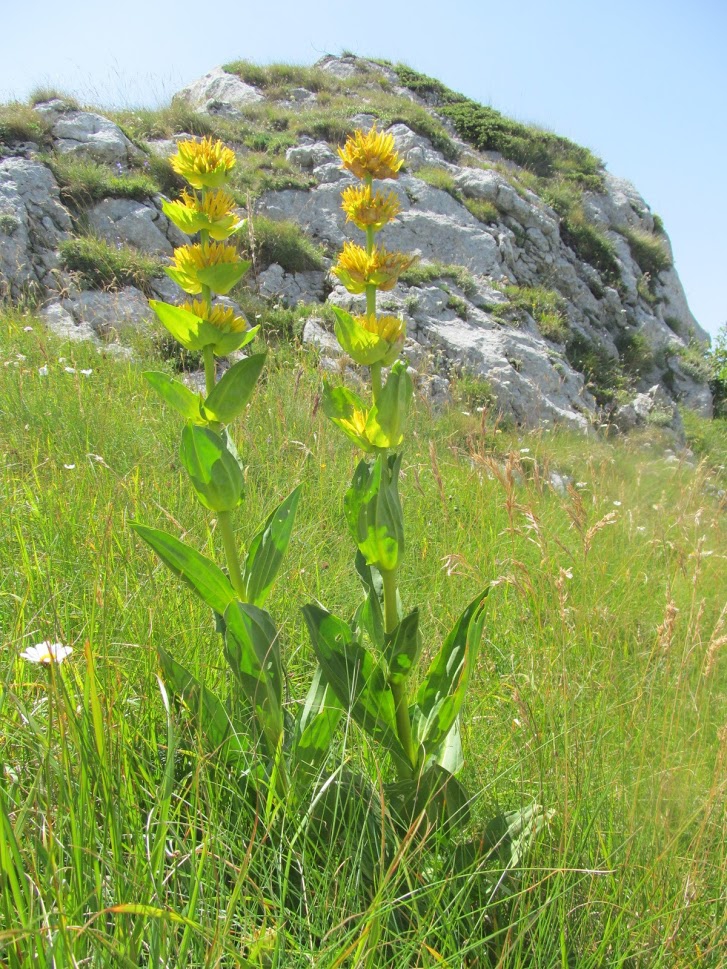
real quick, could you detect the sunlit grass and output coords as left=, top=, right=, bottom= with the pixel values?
left=1, top=310, right=725, bottom=965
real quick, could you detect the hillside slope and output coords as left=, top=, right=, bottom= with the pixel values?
left=0, top=55, right=712, bottom=426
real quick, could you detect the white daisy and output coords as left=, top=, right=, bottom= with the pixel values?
left=20, top=642, right=73, bottom=665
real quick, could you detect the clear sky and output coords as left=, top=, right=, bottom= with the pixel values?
left=3, top=0, right=724, bottom=338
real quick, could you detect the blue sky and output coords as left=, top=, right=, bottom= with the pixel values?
left=3, top=0, right=724, bottom=338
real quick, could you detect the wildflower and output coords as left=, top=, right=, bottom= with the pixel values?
left=38, top=365, right=48, bottom=376
left=338, top=126, right=404, bottom=181
left=167, top=241, right=243, bottom=295
left=20, top=642, right=73, bottom=665
left=334, top=308, right=405, bottom=366
left=341, top=184, right=401, bottom=231
left=162, top=189, right=243, bottom=241
left=171, top=136, right=236, bottom=190
left=181, top=299, right=248, bottom=335
left=333, top=241, right=415, bottom=294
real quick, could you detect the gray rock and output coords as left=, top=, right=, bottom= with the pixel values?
left=415, top=372, right=451, bottom=408
left=302, top=318, right=341, bottom=356
left=67, top=287, right=153, bottom=337
left=286, top=141, right=338, bottom=170
left=173, top=66, right=263, bottom=113
left=52, top=111, right=145, bottom=167
left=613, top=385, right=683, bottom=438
left=86, top=197, right=185, bottom=255
left=39, top=302, right=98, bottom=343
left=258, top=263, right=328, bottom=305
left=0, top=157, right=72, bottom=300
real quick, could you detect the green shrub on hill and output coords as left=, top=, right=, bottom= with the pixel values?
left=622, top=226, right=672, bottom=276
left=49, top=156, right=159, bottom=207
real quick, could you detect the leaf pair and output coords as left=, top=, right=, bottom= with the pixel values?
left=151, top=300, right=257, bottom=356
left=344, top=453, right=404, bottom=572
left=144, top=353, right=266, bottom=426
left=322, top=360, right=412, bottom=452
left=131, top=486, right=301, bottom=615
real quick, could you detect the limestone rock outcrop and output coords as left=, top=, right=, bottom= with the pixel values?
left=0, top=56, right=713, bottom=428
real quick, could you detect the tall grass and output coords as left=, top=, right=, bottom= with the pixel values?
left=0, top=311, right=725, bottom=965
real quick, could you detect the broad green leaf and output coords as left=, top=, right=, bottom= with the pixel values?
left=365, top=361, right=412, bottom=449
left=344, top=454, right=404, bottom=571
left=197, top=260, right=249, bottom=295
left=352, top=551, right=385, bottom=648
left=430, top=717, right=464, bottom=775
left=322, top=383, right=375, bottom=452
left=332, top=306, right=389, bottom=366
left=143, top=371, right=203, bottom=422
left=243, top=486, right=302, bottom=607
left=223, top=600, right=283, bottom=753
left=292, top=666, right=343, bottom=786
left=302, top=604, right=406, bottom=763
left=129, top=522, right=236, bottom=616
left=179, top=424, right=244, bottom=512
left=202, top=353, right=266, bottom=424
left=385, top=764, right=471, bottom=835
left=385, top=608, right=421, bottom=686
left=212, top=324, right=259, bottom=358
left=478, top=803, right=554, bottom=867
left=157, top=647, right=247, bottom=760
left=150, top=300, right=217, bottom=350
left=412, top=588, right=489, bottom=755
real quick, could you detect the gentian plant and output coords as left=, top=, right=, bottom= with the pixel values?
left=303, top=126, right=490, bottom=833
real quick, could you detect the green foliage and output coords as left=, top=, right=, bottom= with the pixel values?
left=623, top=226, right=672, bottom=276
left=1, top=315, right=726, bottom=965
left=678, top=339, right=712, bottom=382
left=616, top=329, right=655, bottom=376
left=28, top=87, right=79, bottom=108
left=540, top=180, right=621, bottom=283
left=453, top=369, right=496, bottom=410
left=462, top=196, right=499, bottom=224
left=110, top=103, right=218, bottom=140
left=682, top=407, right=727, bottom=473
left=230, top=149, right=317, bottom=200
left=708, top=323, right=727, bottom=416
left=59, top=233, right=165, bottom=293
left=400, top=261, right=478, bottom=298
left=566, top=332, right=625, bottom=404
left=243, top=214, right=324, bottom=272
left=447, top=292, right=470, bottom=320
left=0, top=101, right=53, bottom=148
left=48, top=155, right=159, bottom=207
left=491, top=284, right=569, bottom=342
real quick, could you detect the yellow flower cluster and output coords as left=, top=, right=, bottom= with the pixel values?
left=181, top=299, right=248, bottom=335
left=333, top=242, right=415, bottom=294
left=356, top=313, right=405, bottom=345
left=163, top=188, right=242, bottom=241
left=341, top=184, right=401, bottom=232
left=171, top=136, right=236, bottom=190
left=338, top=126, right=404, bottom=181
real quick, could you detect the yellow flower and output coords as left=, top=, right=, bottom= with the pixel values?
left=333, top=242, right=416, bottom=294
left=171, top=137, right=236, bottom=190
left=163, top=189, right=242, bottom=241
left=356, top=313, right=405, bottom=345
left=181, top=299, right=248, bottom=334
left=341, top=185, right=401, bottom=231
left=167, top=242, right=241, bottom=295
left=338, top=126, right=404, bottom=181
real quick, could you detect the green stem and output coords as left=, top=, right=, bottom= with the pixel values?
left=382, top=567, right=416, bottom=773
left=371, top=363, right=382, bottom=403
left=218, top=510, right=246, bottom=600
left=202, top=344, right=216, bottom=397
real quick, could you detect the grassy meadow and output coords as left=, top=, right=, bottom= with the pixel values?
left=0, top=310, right=725, bottom=966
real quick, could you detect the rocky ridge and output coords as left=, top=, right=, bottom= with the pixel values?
left=0, top=55, right=712, bottom=429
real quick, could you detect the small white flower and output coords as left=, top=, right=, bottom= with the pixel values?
left=576, top=481, right=587, bottom=489
left=461, top=410, right=471, bottom=417
left=38, top=365, right=48, bottom=376
left=64, top=367, right=77, bottom=374
left=80, top=368, right=93, bottom=376
left=16, top=353, right=26, bottom=361
left=613, top=500, right=622, bottom=506
left=20, top=642, right=73, bottom=665
left=58, top=357, right=66, bottom=363
left=63, top=463, right=76, bottom=470
left=23, top=326, right=33, bottom=332
left=520, top=448, right=530, bottom=453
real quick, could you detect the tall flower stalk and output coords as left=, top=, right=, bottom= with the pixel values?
left=305, top=127, right=489, bottom=824
left=131, top=137, right=301, bottom=793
